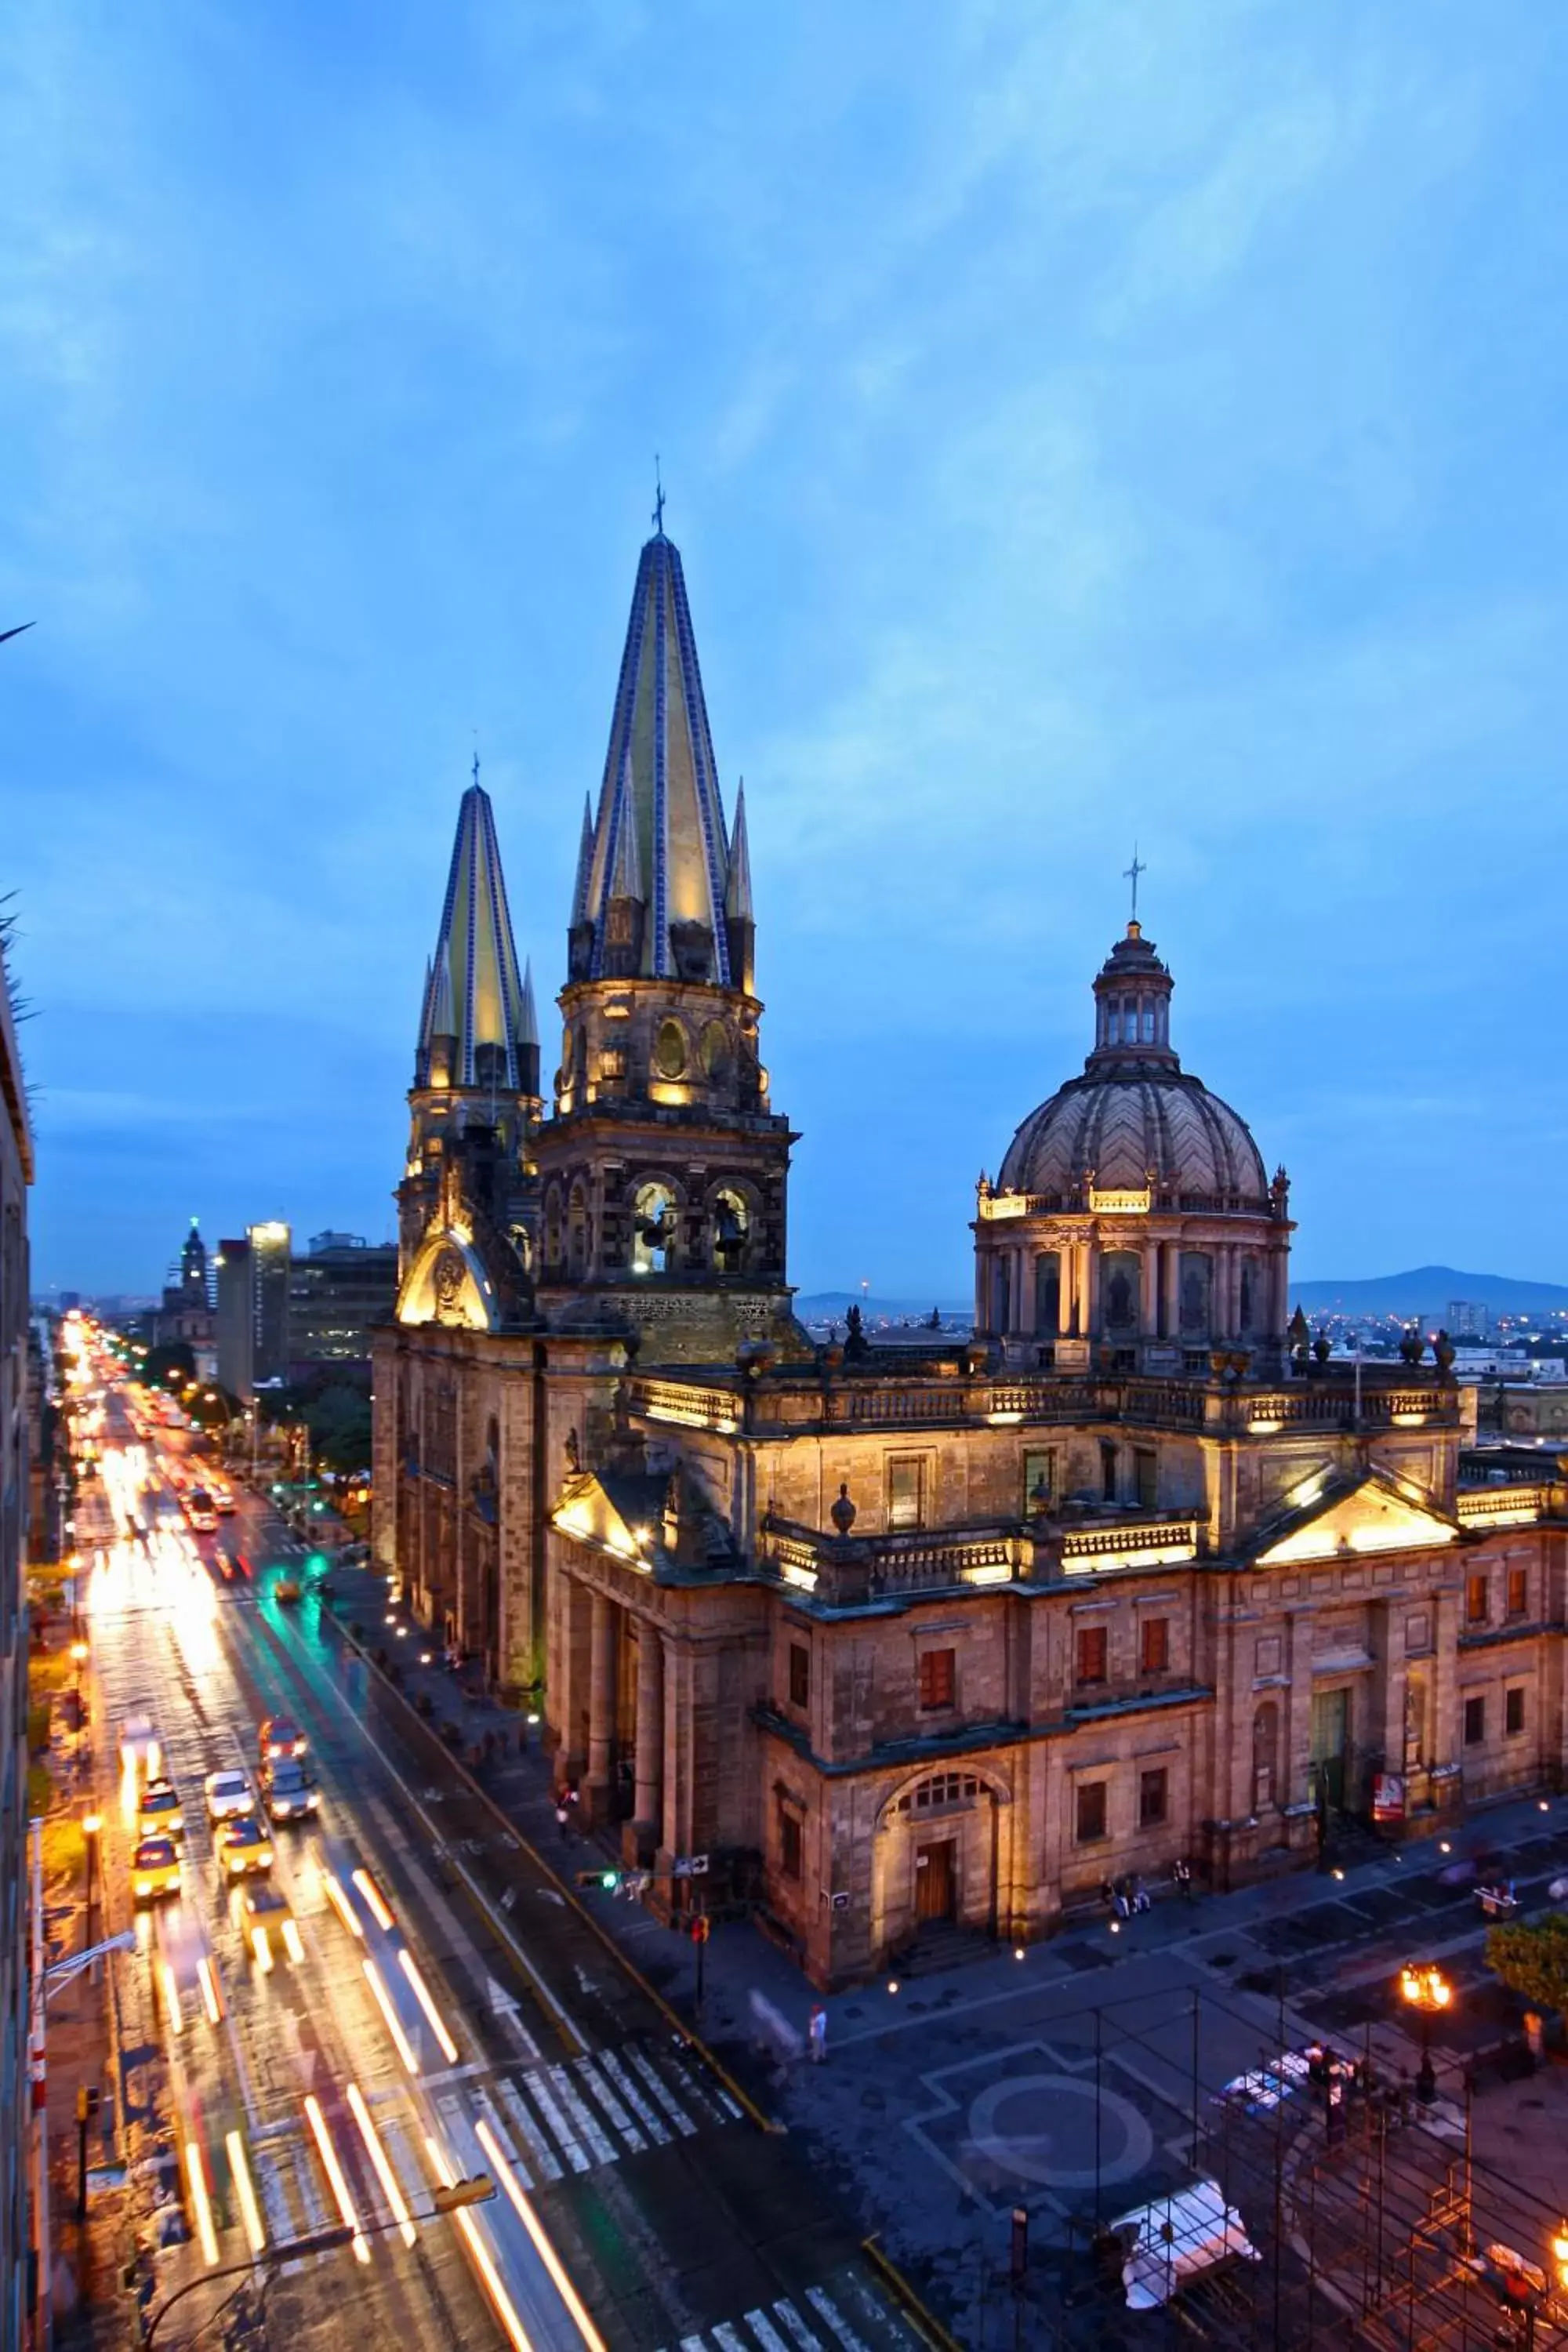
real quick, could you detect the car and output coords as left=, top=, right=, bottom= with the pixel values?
left=258, top=1717, right=307, bottom=1763
left=204, top=1769, right=256, bottom=1822
left=131, top=1835, right=181, bottom=1904
left=260, top=1759, right=319, bottom=1823
left=274, top=1577, right=302, bottom=1604
left=238, top=1882, right=302, bottom=1965
left=137, top=1778, right=185, bottom=1839
left=216, top=1816, right=274, bottom=1878
left=118, top=1714, right=162, bottom=1783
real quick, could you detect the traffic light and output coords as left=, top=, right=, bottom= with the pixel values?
left=305, top=1553, right=328, bottom=1574
left=691, top=1915, right=711, bottom=1945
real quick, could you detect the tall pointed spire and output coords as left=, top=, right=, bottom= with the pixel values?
left=517, top=958, right=539, bottom=1050
left=724, top=779, right=753, bottom=922
left=419, top=774, right=532, bottom=1089
left=572, top=529, right=747, bottom=989
left=569, top=794, right=594, bottom=928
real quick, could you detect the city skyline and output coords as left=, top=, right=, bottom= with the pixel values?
left=9, top=6, right=1568, bottom=1295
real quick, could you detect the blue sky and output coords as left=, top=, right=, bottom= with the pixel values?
left=5, top=2, right=1568, bottom=1301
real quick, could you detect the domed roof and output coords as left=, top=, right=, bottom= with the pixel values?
left=997, top=923, right=1270, bottom=1209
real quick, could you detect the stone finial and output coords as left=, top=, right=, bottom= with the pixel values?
left=564, top=1426, right=581, bottom=1472
left=829, top=1482, right=857, bottom=1537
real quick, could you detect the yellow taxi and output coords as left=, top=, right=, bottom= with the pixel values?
left=137, top=1777, right=185, bottom=1841
left=131, top=1835, right=181, bottom=1904
left=238, top=1882, right=303, bottom=1968
left=215, top=1816, right=274, bottom=1878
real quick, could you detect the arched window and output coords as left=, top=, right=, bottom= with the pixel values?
left=567, top=1182, right=589, bottom=1279
left=1253, top=1702, right=1279, bottom=1812
left=892, top=1773, right=980, bottom=1817
left=1034, top=1250, right=1061, bottom=1335
left=632, top=1181, right=677, bottom=1274
left=1239, top=1260, right=1256, bottom=1333
left=1179, top=1252, right=1212, bottom=1334
left=655, top=1020, right=687, bottom=1080
left=992, top=1255, right=1011, bottom=1331
left=1102, top=1250, right=1140, bottom=1333
left=700, top=1020, right=731, bottom=1083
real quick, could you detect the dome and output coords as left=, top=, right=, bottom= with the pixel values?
left=997, top=922, right=1270, bottom=1209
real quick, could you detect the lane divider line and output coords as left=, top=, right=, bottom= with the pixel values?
left=475, top=2116, right=608, bottom=2352
left=225, top=2130, right=267, bottom=2256
left=303, top=2093, right=370, bottom=2265
left=346, top=2082, right=417, bottom=2249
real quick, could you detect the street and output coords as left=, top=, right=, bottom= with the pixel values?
left=72, top=1356, right=924, bottom=2352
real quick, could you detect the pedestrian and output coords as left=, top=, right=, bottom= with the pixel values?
left=1112, top=1879, right=1131, bottom=1921
left=1132, top=1877, right=1150, bottom=1916
left=1174, top=1856, right=1192, bottom=1902
left=555, top=1796, right=570, bottom=1839
left=808, top=2004, right=827, bottom=2065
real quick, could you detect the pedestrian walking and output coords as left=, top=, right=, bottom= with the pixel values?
left=808, top=2004, right=828, bottom=2065
left=555, top=1796, right=570, bottom=1839
left=1174, top=1856, right=1192, bottom=1902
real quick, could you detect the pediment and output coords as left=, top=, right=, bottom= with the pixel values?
left=550, top=1470, right=662, bottom=1568
left=395, top=1229, right=496, bottom=1331
left=1256, top=1468, right=1457, bottom=1566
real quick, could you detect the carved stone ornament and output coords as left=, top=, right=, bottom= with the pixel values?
left=432, top=1247, right=467, bottom=1322
left=829, top=1482, right=857, bottom=1537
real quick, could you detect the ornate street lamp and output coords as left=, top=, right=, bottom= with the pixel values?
left=1400, top=1961, right=1452, bottom=2103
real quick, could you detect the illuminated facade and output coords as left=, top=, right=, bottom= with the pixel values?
left=376, top=524, right=1568, bottom=1989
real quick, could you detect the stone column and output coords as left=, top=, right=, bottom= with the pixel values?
left=1062, top=1245, right=1078, bottom=1337
left=630, top=1620, right=664, bottom=1864
left=1084, top=1243, right=1101, bottom=1338
left=1139, top=1247, right=1159, bottom=1337
left=1163, top=1241, right=1181, bottom=1341
left=586, top=1589, right=615, bottom=1822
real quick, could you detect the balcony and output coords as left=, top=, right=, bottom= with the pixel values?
left=757, top=1506, right=1203, bottom=1606
left=1455, top=1483, right=1559, bottom=1530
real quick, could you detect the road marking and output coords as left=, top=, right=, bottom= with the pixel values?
left=804, top=2291, right=870, bottom=2352
left=575, top=2055, right=646, bottom=2152
left=496, top=2077, right=564, bottom=2182
left=470, top=2085, right=533, bottom=2189
left=487, top=1973, right=543, bottom=2063
left=771, top=2305, right=826, bottom=2352
left=743, top=2312, right=794, bottom=2352
left=625, top=2043, right=698, bottom=2136
left=521, top=2067, right=590, bottom=2172
left=548, top=2062, right=617, bottom=2165
left=714, top=2328, right=750, bottom=2352
left=596, top=2049, right=671, bottom=2145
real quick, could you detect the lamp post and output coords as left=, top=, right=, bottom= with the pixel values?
left=1400, top=1961, right=1452, bottom=2103
left=82, top=1814, right=101, bottom=1948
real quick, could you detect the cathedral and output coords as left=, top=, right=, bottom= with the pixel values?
left=373, top=520, right=1566, bottom=1989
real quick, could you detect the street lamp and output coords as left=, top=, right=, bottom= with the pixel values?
left=1400, top=1961, right=1452, bottom=2103
left=1552, top=2223, right=1568, bottom=2295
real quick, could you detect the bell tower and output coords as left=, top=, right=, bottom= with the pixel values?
left=535, top=522, right=800, bottom=1362
left=396, top=768, right=542, bottom=1330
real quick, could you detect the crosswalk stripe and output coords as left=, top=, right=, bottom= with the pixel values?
left=625, top=2044, right=698, bottom=2136
left=771, top=2304, right=826, bottom=2352
left=524, top=2067, right=591, bottom=2173
left=548, top=2063, right=618, bottom=2166
left=253, top=2148, right=295, bottom=2255
left=804, top=2290, right=870, bottom=2352
left=713, top=2327, right=750, bottom=2352
left=471, top=2085, right=533, bottom=2189
left=498, top=2075, right=568, bottom=2179
left=597, top=2049, right=671, bottom=2145
left=575, top=2055, right=646, bottom=2153
left=380, top=2115, right=430, bottom=2213
left=678, top=2337, right=706, bottom=2352
left=663, top=2046, right=740, bottom=2124
left=743, top=2311, right=793, bottom=2352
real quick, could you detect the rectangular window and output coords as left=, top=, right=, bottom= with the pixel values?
left=917, top=1648, right=956, bottom=1711
left=1138, top=1767, right=1168, bottom=1829
left=1507, top=1568, right=1528, bottom=1619
left=788, top=1643, right=810, bottom=1709
left=1134, top=1447, right=1157, bottom=1510
left=779, top=1810, right=802, bottom=1881
left=1076, top=1626, right=1109, bottom=1686
left=1465, top=1574, right=1489, bottom=1628
left=1140, top=1617, right=1170, bottom=1675
left=1100, top=1441, right=1119, bottom=1504
left=887, top=1455, right=926, bottom=1531
left=1022, top=1449, right=1054, bottom=1515
left=1075, top=1780, right=1108, bottom=1843
left=1464, top=1695, right=1486, bottom=1747
left=1505, top=1685, right=1526, bottom=1737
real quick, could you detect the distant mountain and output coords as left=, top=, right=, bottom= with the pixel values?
left=794, top=1290, right=970, bottom=1324
left=1291, top=1265, right=1568, bottom=1319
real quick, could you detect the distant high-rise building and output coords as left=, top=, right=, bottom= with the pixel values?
left=2, top=915, right=35, bottom=2339
left=213, top=1223, right=292, bottom=1396
left=1447, top=1299, right=1490, bottom=1339
left=153, top=1214, right=216, bottom=1374
left=289, top=1235, right=398, bottom=1374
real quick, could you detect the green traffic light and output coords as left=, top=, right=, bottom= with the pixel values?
left=601, top=1871, right=619, bottom=1891
left=305, top=1554, right=328, bottom=1573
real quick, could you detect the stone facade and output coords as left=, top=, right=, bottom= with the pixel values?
left=374, top=522, right=1568, bottom=1991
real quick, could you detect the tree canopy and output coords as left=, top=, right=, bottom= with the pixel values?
left=1486, top=1912, right=1568, bottom=2014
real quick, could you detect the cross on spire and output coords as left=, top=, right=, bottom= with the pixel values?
left=1123, top=844, right=1146, bottom=923
left=652, top=454, right=666, bottom=537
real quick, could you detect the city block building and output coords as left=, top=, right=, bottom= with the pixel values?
left=375, top=520, right=1568, bottom=1989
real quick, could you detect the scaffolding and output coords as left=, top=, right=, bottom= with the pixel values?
left=958, top=1978, right=1568, bottom=2352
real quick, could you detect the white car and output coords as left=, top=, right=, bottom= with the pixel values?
left=205, top=1769, right=256, bottom=1823
left=119, top=1714, right=162, bottom=1783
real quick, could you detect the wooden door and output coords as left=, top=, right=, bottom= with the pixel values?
left=914, top=1839, right=956, bottom=1923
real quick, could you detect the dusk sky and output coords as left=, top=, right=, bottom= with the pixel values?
left=5, top=4, right=1568, bottom=1301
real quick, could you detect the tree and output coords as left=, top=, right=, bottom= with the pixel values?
left=1486, top=1913, right=1568, bottom=2015
left=139, top=1341, right=196, bottom=1392
left=300, top=1383, right=372, bottom=1476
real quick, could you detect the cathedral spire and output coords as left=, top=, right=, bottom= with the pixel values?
left=419, top=775, right=532, bottom=1091
left=569, top=794, right=594, bottom=928
left=571, top=528, right=747, bottom=990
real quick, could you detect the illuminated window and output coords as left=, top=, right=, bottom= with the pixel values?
left=1075, top=1781, right=1107, bottom=1843
left=1507, top=1568, right=1528, bottom=1618
left=1465, top=1573, right=1489, bottom=1628
left=887, top=1456, right=927, bottom=1531
left=1140, top=1617, right=1169, bottom=1675
left=917, top=1649, right=956, bottom=1711
left=1076, top=1627, right=1108, bottom=1686
left=1022, top=1450, right=1055, bottom=1515
left=631, top=1182, right=677, bottom=1275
